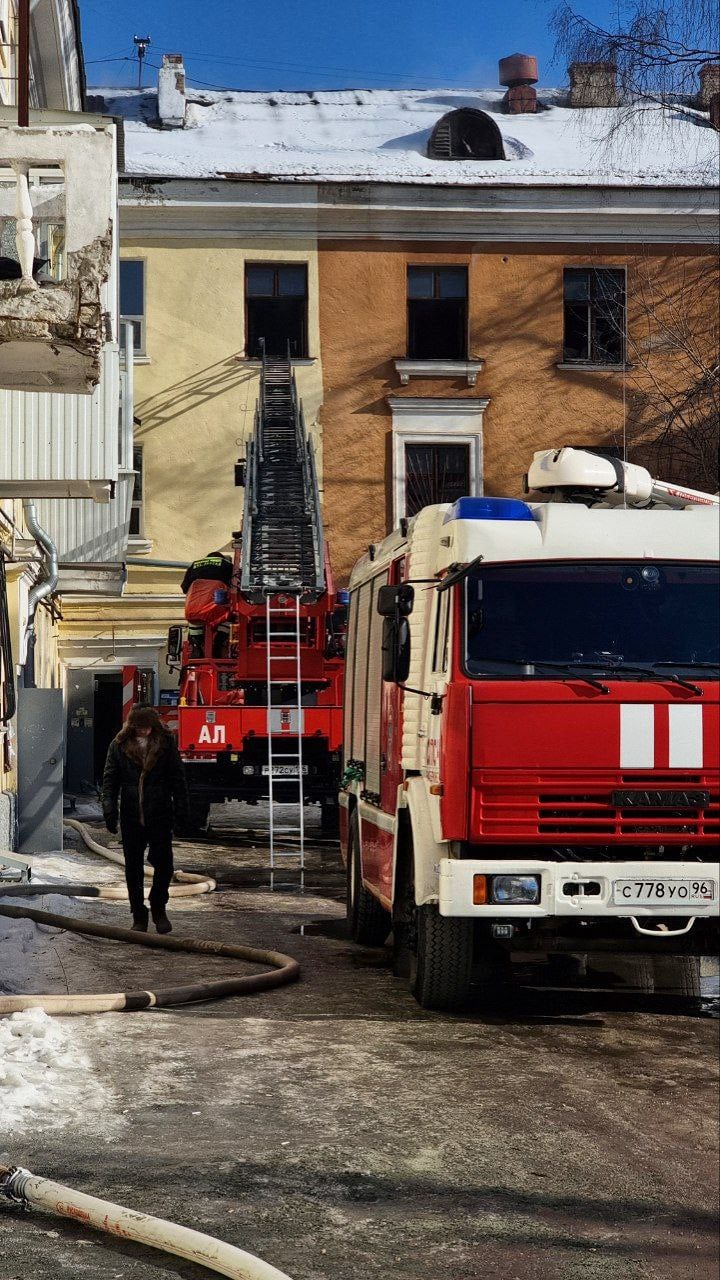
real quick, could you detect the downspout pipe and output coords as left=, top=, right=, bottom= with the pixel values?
left=21, top=500, right=58, bottom=689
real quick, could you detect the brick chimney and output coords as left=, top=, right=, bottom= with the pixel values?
left=158, top=53, right=186, bottom=128
left=568, top=62, right=619, bottom=108
left=699, top=62, right=720, bottom=110
left=499, top=53, right=538, bottom=114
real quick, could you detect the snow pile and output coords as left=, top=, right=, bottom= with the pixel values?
left=95, top=85, right=720, bottom=187
left=0, top=1007, right=116, bottom=1134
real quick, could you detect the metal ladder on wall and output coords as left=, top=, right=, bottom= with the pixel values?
left=265, top=594, right=306, bottom=892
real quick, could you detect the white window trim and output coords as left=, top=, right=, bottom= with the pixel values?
left=120, top=258, right=147, bottom=357
left=387, top=396, right=489, bottom=526
left=395, top=358, right=484, bottom=387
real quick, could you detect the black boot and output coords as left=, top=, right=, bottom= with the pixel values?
left=131, top=908, right=149, bottom=932
left=152, top=909, right=172, bottom=935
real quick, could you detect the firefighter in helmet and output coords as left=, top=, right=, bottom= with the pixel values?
left=181, top=551, right=233, bottom=659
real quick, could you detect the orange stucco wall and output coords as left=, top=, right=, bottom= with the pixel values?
left=318, top=240, right=711, bottom=581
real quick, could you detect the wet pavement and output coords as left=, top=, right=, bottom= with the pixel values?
left=1, top=802, right=718, bottom=1280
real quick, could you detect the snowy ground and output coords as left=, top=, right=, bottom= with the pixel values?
left=1, top=808, right=718, bottom=1280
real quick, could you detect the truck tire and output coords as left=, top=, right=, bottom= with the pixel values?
left=413, top=904, right=475, bottom=1013
left=652, top=956, right=701, bottom=998
left=346, top=809, right=390, bottom=946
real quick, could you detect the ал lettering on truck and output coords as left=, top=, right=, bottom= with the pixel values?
left=339, top=447, right=720, bottom=1011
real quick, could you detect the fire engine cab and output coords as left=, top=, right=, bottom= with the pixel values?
left=340, top=448, right=720, bottom=1010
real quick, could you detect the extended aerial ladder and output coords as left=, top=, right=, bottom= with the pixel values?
left=239, top=346, right=327, bottom=889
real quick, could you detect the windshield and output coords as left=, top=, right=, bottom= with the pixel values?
left=463, top=560, right=719, bottom=677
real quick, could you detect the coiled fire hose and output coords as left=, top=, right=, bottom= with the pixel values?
left=0, top=1164, right=294, bottom=1280
left=62, top=817, right=216, bottom=898
left=0, top=821, right=300, bottom=1013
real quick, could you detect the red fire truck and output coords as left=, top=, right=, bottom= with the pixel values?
left=163, top=353, right=345, bottom=846
left=340, top=448, right=720, bottom=1010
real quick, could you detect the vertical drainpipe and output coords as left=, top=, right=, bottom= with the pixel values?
left=21, top=501, right=59, bottom=690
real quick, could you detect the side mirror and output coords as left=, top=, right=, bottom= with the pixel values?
left=377, top=583, right=414, bottom=617
left=381, top=616, right=411, bottom=683
left=167, top=625, right=183, bottom=664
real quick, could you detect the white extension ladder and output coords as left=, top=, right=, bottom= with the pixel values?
left=265, top=595, right=305, bottom=891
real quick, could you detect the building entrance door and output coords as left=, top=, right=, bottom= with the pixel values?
left=93, top=673, right=123, bottom=786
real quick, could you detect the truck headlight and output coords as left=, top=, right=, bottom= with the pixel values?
left=491, top=875, right=540, bottom=905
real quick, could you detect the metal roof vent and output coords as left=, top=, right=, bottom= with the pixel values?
left=427, top=108, right=506, bottom=161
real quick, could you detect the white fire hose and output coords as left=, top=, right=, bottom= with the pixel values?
left=63, top=817, right=216, bottom=898
left=0, top=1164, right=294, bottom=1280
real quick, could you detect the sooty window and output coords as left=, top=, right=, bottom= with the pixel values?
left=405, top=442, right=470, bottom=517
left=563, top=267, right=626, bottom=366
left=245, top=263, right=308, bottom=359
left=428, top=108, right=506, bottom=161
left=407, top=265, right=468, bottom=360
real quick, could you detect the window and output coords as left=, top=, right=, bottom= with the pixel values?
left=405, top=442, right=470, bottom=517
left=407, top=266, right=468, bottom=360
left=120, top=259, right=146, bottom=354
left=428, top=109, right=506, bottom=161
left=245, top=263, right=308, bottom=359
left=563, top=267, right=625, bottom=366
left=432, top=590, right=451, bottom=674
left=129, top=445, right=144, bottom=538
left=120, top=259, right=145, bottom=353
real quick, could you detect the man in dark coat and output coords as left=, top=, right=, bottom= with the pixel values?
left=102, top=705, right=190, bottom=933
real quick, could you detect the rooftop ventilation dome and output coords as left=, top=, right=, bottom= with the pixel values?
left=428, top=108, right=506, bottom=161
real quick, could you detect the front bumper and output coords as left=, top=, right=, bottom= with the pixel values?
left=438, top=858, right=720, bottom=919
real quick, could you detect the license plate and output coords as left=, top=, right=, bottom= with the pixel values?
left=261, top=764, right=308, bottom=777
left=612, top=878, right=717, bottom=907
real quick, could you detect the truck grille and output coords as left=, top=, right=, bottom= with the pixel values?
left=474, top=773, right=720, bottom=841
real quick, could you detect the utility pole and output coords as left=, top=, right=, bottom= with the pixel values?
left=133, top=35, right=151, bottom=90
left=17, top=0, right=29, bottom=126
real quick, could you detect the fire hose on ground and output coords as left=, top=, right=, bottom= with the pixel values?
left=62, top=816, right=217, bottom=898
left=0, top=819, right=301, bottom=1013
left=0, top=1163, right=295, bottom=1280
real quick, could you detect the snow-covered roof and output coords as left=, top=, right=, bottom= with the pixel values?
left=95, top=86, right=719, bottom=188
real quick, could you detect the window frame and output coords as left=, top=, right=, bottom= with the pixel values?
left=244, top=261, right=309, bottom=360
left=120, top=258, right=147, bottom=357
left=403, top=440, right=472, bottom=519
left=128, top=444, right=145, bottom=540
left=562, top=265, right=627, bottom=368
left=406, top=265, right=469, bottom=361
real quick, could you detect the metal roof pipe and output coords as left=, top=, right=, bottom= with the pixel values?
left=21, top=500, right=59, bottom=689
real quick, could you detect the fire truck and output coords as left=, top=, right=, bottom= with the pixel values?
left=164, top=353, right=345, bottom=867
left=340, top=448, right=719, bottom=1010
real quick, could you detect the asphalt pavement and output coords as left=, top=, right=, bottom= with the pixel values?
left=1, top=804, right=718, bottom=1280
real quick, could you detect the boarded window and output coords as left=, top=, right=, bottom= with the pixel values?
left=405, top=442, right=470, bottom=517
left=245, top=263, right=308, bottom=358
left=563, top=267, right=625, bottom=365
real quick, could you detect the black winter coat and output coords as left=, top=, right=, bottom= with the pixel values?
left=102, top=731, right=190, bottom=831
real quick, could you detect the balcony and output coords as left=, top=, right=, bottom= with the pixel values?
left=0, top=111, right=116, bottom=395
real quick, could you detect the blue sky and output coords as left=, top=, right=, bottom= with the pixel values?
left=81, top=0, right=620, bottom=93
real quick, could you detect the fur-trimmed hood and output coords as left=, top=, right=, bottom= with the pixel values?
left=120, top=729, right=171, bottom=775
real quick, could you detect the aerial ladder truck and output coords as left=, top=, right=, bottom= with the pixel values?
left=164, top=350, right=346, bottom=881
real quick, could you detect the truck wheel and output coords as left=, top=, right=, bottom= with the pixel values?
left=413, top=905, right=474, bottom=1013
left=652, top=956, right=701, bottom=998
left=346, top=809, right=390, bottom=946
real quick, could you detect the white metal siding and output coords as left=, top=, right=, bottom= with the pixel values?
left=0, top=344, right=120, bottom=489
left=36, top=476, right=133, bottom=563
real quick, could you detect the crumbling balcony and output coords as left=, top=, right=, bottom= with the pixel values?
left=0, top=113, right=116, bottom=395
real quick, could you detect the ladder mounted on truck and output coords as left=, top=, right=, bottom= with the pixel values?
left=239, top=344, right=327, bottom=890
left=240, top=345, right=325, bottom=602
